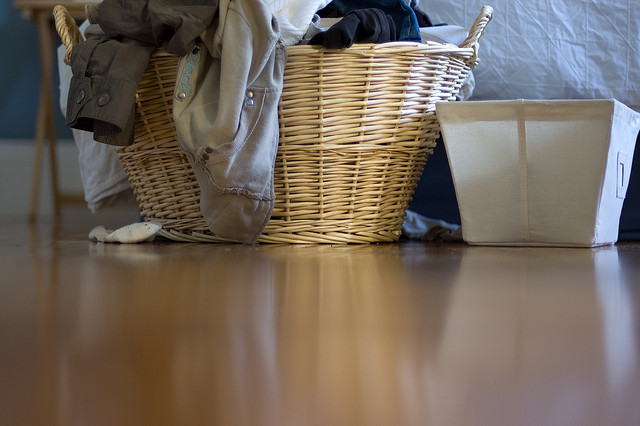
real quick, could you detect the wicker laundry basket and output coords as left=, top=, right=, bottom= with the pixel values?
left=54, top=5, right=493, bottom=244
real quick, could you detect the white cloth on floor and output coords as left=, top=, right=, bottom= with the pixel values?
left=88, top=222, right=162, bottom=243
left=57, top=21, right=132, bottom=214
left=267, top=0, right=332, bottom=46
left=402, top=210, right=463, bottom=242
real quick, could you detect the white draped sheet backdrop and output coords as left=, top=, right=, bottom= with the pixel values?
left=420, top=0, right=640, bottom=110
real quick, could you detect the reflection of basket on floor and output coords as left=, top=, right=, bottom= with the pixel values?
left=54, top=5, right=493, bottom=244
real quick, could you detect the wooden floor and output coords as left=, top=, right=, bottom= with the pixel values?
left=1, top=209, right=640, bottom=426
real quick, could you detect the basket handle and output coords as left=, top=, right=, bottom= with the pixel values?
left=53, top=5, right=83, bottom=65
left=459, top=5, right=494, bottom=67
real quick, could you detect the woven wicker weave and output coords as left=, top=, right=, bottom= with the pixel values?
left=54, top=5, right=493, bottom=244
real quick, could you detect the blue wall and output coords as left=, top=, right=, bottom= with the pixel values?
left=1, top=3, right=72, bottom=139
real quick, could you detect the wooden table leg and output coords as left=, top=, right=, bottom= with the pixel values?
left=29, top=10, right=59, bottom=220
left=29, top=10, right=84, bottom=221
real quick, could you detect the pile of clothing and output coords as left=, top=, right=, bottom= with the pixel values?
left=59, top=0, right=471, bottom=243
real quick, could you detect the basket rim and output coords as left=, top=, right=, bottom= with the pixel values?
left=145, top=40, right=476, bottom=60
left=286, top=41, right=476, bottom=60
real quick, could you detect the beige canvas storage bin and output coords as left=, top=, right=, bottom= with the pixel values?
left=436, top=99, right=640, bottom=247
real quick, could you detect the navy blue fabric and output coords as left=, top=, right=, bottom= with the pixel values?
left=318, top=0, right=421, bottom=42
left=309, top=9, right=396, bottom=48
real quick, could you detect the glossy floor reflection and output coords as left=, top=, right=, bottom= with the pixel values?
left=1, top=211, right=639, bottom=426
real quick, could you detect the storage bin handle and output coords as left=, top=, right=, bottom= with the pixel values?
left=459, top=5, right=494, bottom=67
left=53, top=5, right=82, bottom=65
